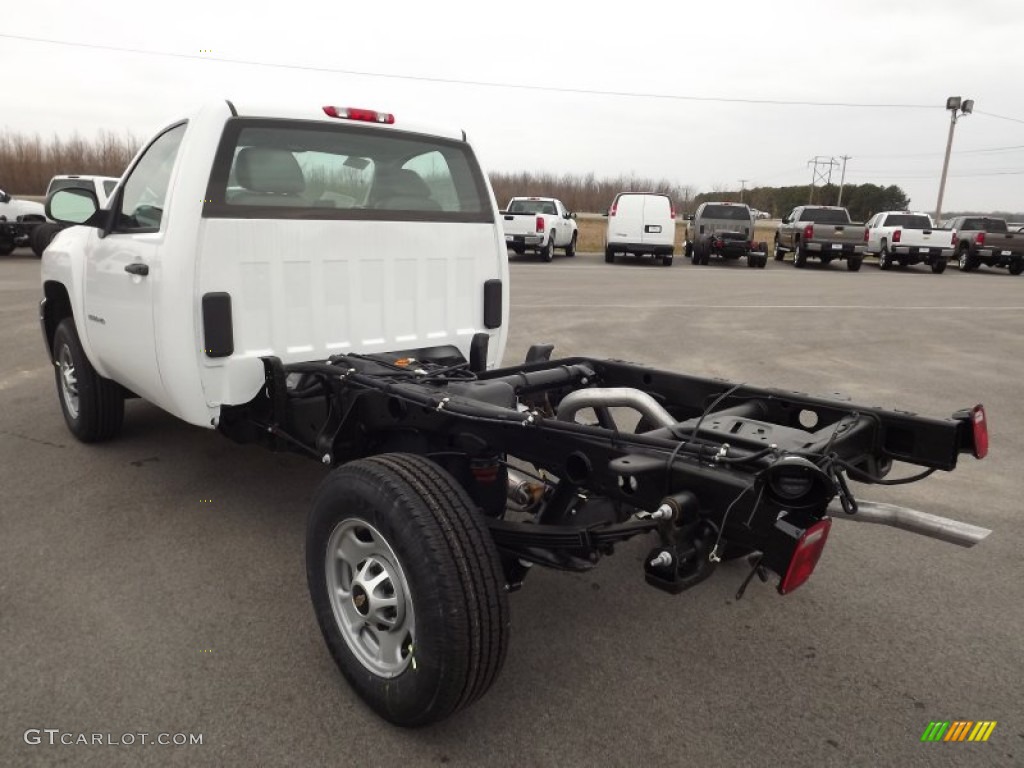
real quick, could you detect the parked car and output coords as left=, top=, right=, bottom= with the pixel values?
left=864, top=211, right=952, bottom=273
left=0, top=189, right=46, bottom=255
left=947, top=216, right=1024, bottom=275
left=684, top=201, right=767, bottom=268
left=774, top=205, right=866, bottom=271
left=500, top=196, right=578, bottom=261
left=32, top=174, right=122, bottom=256
left=603, top=192, right=675, bottom=265
left=750, top=208, right=771, bottom=220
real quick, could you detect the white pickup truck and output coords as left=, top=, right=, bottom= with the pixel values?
left=0, top=189, right=46, bottom=255
left=39, top=99, right=993, bottom=728
left=500, top=196, right=578, bottom=261
left=865, top=211, right=952, bottom=273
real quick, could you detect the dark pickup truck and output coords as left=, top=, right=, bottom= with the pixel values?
left=948, top=216, right=1024, bottom=275
left=775, top=205, right=866, bottom=271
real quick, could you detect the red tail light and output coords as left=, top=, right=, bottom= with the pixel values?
left=670, top=205, right=677, bottom=220
left=893, top=229, right=902, bottom=243
left=972, top=404, right=988, bottom=459
left=864, top=227, right=869, bottom=242
left=803, top=224, right=814, bottom=240
left=951, top=231, right=958, bottom=246
left=975, top=232, right=986, bottom=246
left=609, top=202, right=618, bottom=217
left=323, top=106, right=395, bottom=124
left=536, top=216, right=545, bottom=233
left=778, top=519, right=832, bottom=595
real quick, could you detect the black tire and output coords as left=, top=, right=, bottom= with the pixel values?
left=565, top=232, right=577, bottom=257
left=512, top=245, right=525, bottom=256
left=794, top=242, right=807, bottom=268
left=957, top=246, right=977, bottom=272
left=540, top=233, right=555, bottom=262
left=773, top=236, right=786, bottom=261
left=0, top=237, right=14, bottom=256
left=51, top=318, right=125, bottom=442
left=1009, top=259, right=1023, bottom=276
left=931, top=258, right=948, bottom=275
left=846, top=256, right=863, bottom=272
left=662, top=254, right=673, bottom=266
left=31, top=222, right=63, bottom=258
left=684, top=241, right=694, bottom=259
left=307, top=453, right=510, bottom=727
left=758, top=255, right=768, bottom=269
left=879, top=243, right=893, bottom=270
left=604, top=245, right=614, bottom=264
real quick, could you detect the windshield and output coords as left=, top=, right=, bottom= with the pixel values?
left=701, top=204, right=751, bottom=221
left=508, top=200, right=557, bottom=215
left=204, top=119, right=493, bottom=223
left=883, top=214, right=932, bottom=228
left=799, top=208, right=851, bottom=224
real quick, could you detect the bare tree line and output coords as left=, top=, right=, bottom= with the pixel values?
left=0, top=130, right=140, bottom=194
left=489, top=170, right=697, bottom=214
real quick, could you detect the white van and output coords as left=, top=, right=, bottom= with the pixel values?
left=603, top=192, right=676, bottom=266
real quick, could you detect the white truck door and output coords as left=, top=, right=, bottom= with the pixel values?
left=610, top=194, right=643, bottom=244
left=641, top=195, right=671, bottom=246
left=83, top=123, right=187, bottom=404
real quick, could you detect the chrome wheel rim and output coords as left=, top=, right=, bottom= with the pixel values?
left=58, top=343, right=80, bottom=419
left=325, top=518, right=415, bottom=678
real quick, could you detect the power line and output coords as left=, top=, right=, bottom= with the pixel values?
left=975, top=110, right=1024, bottom=125
left=0, top=33, right=954, bottom=110
left=855, top=143, right=1024, bottom=159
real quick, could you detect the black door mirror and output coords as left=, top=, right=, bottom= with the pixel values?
left=47, top=188, right=100, bottom=226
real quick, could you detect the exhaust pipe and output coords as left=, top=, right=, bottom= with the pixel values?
left=828, top=500, right=991, bottom=548
left=556, top=387, right=676, bottom=430
left=507, top=468, right=546, bottom=512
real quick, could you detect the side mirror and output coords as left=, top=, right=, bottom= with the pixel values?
left=570, top=212, right=577, bottom=219
left=47, top=187, right=100, bottom=225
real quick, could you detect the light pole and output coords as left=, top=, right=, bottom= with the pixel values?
left=934, top=96, right=973, bottom=224
left=738, top=179, right=749, bottom=203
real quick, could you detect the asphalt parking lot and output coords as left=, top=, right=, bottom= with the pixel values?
left=2, top=247, right=1022, bottom=767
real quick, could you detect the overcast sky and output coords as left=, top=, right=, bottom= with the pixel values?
left=3, top=0, right=1023, bottom=212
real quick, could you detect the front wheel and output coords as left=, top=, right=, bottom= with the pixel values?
left=565, top=232, right=577, bottom=257
left=51, top=318, right=124, bottom=442
left=307, top=454, right=510, bottom=727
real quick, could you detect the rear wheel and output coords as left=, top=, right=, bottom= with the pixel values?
left=931, top=257, right=948, bottom=274
left=879, top=244, right=893, bottom=270
left=0, top=237, right=14, bottom=256
left=957, top=246, right=976, bottom=272
left=662, top=253, right=673, bottom=266
left=307, top=453, right=510, bottom=727
left=846, top=256, right=863, bottom=272
left=51, top=318, right=124, bottom=442
left=794, top=242, right=807, bottom=268
left=773, top=237, right=785, bottom=261
left=31, top=222, right=63, bottom=258
left=685, top=241, right=694, bottom=259
left=1009, top=259, right=1024, bottom=276
left=565, top=232, right=577, bottom=257
left=604, top=245, right=614, bottom=264
left=540, top=232, right=555, bottom=262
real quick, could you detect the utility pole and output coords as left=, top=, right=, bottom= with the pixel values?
left=738, top=179, right=749, bottom=203
left=836, top=155, right=851, bottom=206
left=806, top=156, right=839, bottom=204
left=935, top=96, right=973, bottom=224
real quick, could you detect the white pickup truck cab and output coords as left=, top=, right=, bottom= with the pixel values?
left=500, top=196, right=578, bottom=261
left=865, top=210, right=952, bottom=273
left=40, top=100, right=509, bottom=437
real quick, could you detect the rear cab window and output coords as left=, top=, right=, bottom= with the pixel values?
left=203, top=119, right=493, bottom=223
left=701, top=205, right=751, bottom=221
left=883, top=214, right=932, bottom=228
left=508, top=200, right=557, bottom=215
left=799, top=208, right=851, bottom=224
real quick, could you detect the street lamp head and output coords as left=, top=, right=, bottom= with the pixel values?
left=946, top=96, right=962, bottom=111
left=962, top=99, right=974, bottom=114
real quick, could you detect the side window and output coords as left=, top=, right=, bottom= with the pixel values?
left=117, top=123, right=187, bottom=232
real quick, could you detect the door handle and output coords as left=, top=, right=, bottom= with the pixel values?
left=125, top=262, right=149, bottom=276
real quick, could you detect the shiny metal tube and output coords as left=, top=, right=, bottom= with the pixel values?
left=555, top=387, right=676, bottom=430
left=828, top=499, right=991, bottom=548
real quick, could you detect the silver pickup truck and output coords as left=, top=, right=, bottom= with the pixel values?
left=774, top=205, right=866, bottom=271
left=948, top=216, right=1024, bottom=275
